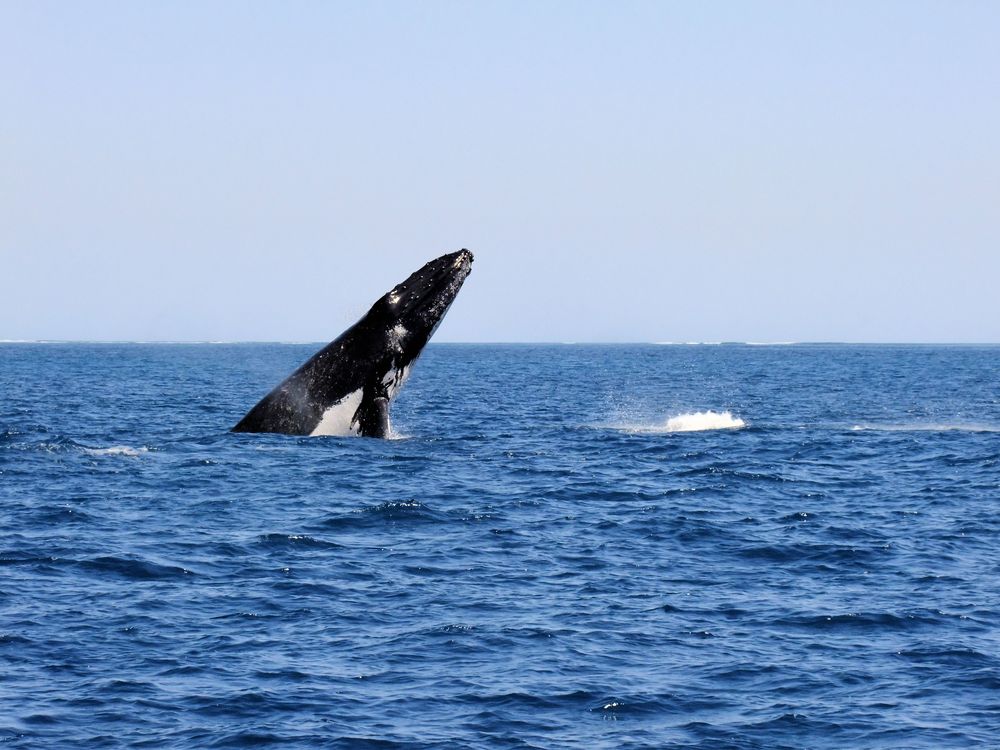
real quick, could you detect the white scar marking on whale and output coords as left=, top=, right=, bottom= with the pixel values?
left=310, top=389, right=364, bottom=436
left=388, top=323, right=408, bottom=351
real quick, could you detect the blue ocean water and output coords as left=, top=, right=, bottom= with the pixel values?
left=2, top=343, right=999, bottom=749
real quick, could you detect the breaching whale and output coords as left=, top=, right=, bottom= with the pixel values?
left=232, top=249, right=473, bottom=438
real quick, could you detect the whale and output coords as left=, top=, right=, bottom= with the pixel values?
left=232, top=249, right=473, bottom=437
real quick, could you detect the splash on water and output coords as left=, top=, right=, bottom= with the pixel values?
left=610, top=410, right=746, bottom=433
left=662, top=410, right=746, bottom=432
left=81, top=445, right=149, bottom=457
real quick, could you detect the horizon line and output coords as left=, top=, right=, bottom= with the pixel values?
left=3, top=339, right=1000, bottom=346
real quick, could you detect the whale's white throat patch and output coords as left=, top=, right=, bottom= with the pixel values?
left=310, top=388, right=364, bottom=436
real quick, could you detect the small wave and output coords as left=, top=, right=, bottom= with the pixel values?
left=850, top=423, right=1000, bottom=433
left=778, top=611, right=938, bottom=631
left=255, top=533, right=343, bottom=549
left=81, top=445, right=148, bottom=457
left=32, top=506, right=93, bottom=524
left=320, top=501, right=444, bottom=529
left=81, top=556, right=194, bottom=580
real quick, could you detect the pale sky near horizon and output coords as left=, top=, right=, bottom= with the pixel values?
left=2, top=2, right=998, bottom=343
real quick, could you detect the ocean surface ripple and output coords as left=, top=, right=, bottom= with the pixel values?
left=2, top=343, right=999, bottom=748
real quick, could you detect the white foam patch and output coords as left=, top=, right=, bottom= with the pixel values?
left=612, top=410, right=747, bottom=434
left=310, top=389, right=364, bottom=436
left=663, top=410, right=746, bottom=432
left=83, top=445, right=148, bottom=457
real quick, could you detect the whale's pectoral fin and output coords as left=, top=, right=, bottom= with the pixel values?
left=356, top=395, right=391, bottom=438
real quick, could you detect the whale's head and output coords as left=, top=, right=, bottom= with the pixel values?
left=366, top=249, right=473, bottom=364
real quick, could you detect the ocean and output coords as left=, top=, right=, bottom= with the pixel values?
left=1, top=343, right=998, bottom=749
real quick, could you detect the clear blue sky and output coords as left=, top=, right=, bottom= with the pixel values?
left=2, top=2, right=998, bottom=342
